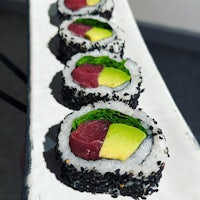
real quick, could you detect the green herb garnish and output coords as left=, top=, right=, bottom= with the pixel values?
left=74, top=18, right=112, bottom=31
left=72, top=109, right=147, bottom=134
left=76, top=56, right=130, bottom=75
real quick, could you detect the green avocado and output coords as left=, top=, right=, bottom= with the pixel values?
left=98, top=67, right=131, bottom=88
left=86, top=0, right=100, bottom=6
left=85, top=27, right=113, bottom=42
left=99, top=123, right=146, bottom=161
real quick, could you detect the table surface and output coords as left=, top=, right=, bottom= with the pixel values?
left=25, top=0, right=200, bottom=199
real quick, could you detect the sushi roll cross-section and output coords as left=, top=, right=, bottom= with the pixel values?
left=62, top=50, right=142, bottom=110
left=68, top=18, right=113, bottom=42
left=69, top=109, right=146, bottom=161
left=58, top=0, right=114, bottom=20
left=58, top=17, right=124, bottom=63
left=71, top=55, right=131, bottom=89
left=64, top=0, right=100, bottom=11
left=56, top=101, right=169, bottom=199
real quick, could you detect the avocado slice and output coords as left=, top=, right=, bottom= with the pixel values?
left=99, top=123, right=146, bottom=161
left=85, top=27, right=112, bottom=42
left=98, top=67, right=131, bottom=88
left=86, top=0, right=100, bottom=6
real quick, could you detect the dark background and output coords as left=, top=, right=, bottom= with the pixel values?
left=0, top=2, right=199, bottom=200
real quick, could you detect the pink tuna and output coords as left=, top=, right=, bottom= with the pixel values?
left=68, top=23, right=92, bottom=37
left=64, top=0, right=87, bottom=11
left=71, top=63, right=103, bottom=88
left=69, top=120, right=111, bottom=160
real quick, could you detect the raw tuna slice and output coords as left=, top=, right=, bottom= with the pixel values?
left=69, top=120, right=111, bottom=160
left=64, top=0, right=87, bottom=11
left=68, top=23, right=92, bottom=37
left=71, top=63, right=103, bottom=88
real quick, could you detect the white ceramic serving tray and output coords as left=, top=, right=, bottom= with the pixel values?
left=26, top=0, right=200, bottom=199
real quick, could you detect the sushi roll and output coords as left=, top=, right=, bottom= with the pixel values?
left=57, top=0, right=114, bottom=20
left=58, top=16, right=125, bottom=64
left=62, top=50, right=142, bottom=110
left=56, top=101, right=169, bottom=199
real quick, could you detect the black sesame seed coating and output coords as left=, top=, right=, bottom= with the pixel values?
left=62, top=83, right=141, bottom=110
left=57, top=34, right=124, bottom=64
left=55, top=104, right=168, bottom=199
left=61, top=65, right=143, bottom=110
left=57, top=153, right=165, bottom=200
left=58, top=9, right=113, bottom=21
left=57, top=36, right=88, bottom=64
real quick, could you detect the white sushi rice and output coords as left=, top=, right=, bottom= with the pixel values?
left=58, top=101, right=169, bottom=176
left=59, top=16, right=125, bottom=55
left=58, top=0, right=114, bottom=17
left=62, top=49, right=142, bottom=101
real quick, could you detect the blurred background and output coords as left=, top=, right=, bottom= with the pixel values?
left=0, top=0, right=199, bottom=199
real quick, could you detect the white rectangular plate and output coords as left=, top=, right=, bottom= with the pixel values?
left=25, top=0, right=200, bottom=199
